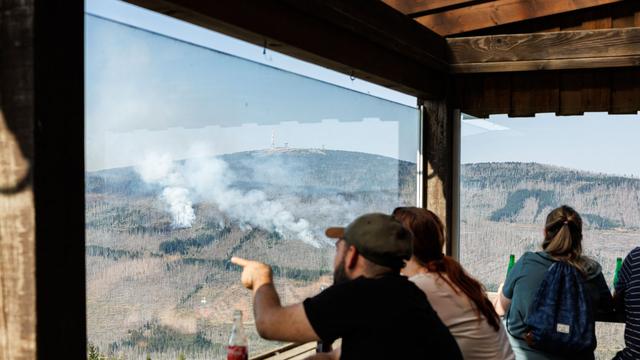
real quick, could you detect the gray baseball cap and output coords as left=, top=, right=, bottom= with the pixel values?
left=325, top=213, right=413, bottom=269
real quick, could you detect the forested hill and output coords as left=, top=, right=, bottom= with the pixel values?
left=461, top=162, right=640, bottom=229
left=86, top=148, right=416, bottom=196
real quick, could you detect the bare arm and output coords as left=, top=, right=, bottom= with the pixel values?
left=232, top=257, right=320, bottom=343
left=493, top=283, right=511, bottom=317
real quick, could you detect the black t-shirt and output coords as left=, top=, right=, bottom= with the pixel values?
left=303, top=273, right=462, bottom=359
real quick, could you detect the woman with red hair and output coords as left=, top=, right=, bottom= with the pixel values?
left=393, top=207, right=514, bottom=360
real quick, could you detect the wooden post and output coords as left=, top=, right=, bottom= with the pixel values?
left=1, top=1, right=85, bottom=359
left=422, top=98, right=460, bottom=259
left=33, top=1, right=86, bottom=359
left=0, top=1, right=37, bottom=359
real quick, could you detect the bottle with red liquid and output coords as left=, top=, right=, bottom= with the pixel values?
left=227, top=310, right=248, bottom=360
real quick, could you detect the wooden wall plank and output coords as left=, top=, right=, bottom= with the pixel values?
left=0, top=1, right=36, bottom=360
left=450, top=56, right=640, bottom=73
left=610, top=68, right=640, bottom=114
left=612, top=14, right=636, bottom=28
left=415, top=0, right=623, bottom=36
left=448, top=28, right=640, bottom=73
left=458, top=69, right=629, bottom=117
left=582, top=17, right=613, bottom=30
left=559, top=72, right=584, bottom=115
left=459, top=75, right=487, bottom=117
left=482, top=73, right=511, bottom=115
left=509, top=73, right=559, bottom=116
left=582, top=70, right=612, bottom=112
left=448, top=28, right=640, bottom=63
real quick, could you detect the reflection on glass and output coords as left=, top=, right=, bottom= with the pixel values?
left=85, top=14, right=419, bottom=359
left=459, top=112, right=640, bottom=359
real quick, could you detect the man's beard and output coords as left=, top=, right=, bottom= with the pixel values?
left=333, top=258, right=349, bottom=285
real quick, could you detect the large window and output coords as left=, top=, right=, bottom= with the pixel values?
left=85, top=6, right=419, bottom=359
left=459, top=112, right=640, bottom=358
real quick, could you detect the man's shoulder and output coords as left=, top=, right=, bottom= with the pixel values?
left=341, top=274, right=424, bottom=297
left=628, top=247, right=640, bottom=263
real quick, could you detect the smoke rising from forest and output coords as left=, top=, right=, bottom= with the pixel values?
left=135, top=146, right=320, bottom=247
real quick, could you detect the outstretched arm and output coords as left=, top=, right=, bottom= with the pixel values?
left=231, top=257, right=320, bottom=343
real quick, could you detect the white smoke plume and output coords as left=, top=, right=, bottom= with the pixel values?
left=161, top=187, right=195, bottom=229
left=135, top=147, right=320, bottom=246
left=136, top=153, right=195, bottom=228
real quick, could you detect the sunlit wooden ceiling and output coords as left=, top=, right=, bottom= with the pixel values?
left=382, top=0, right=626, bottom=36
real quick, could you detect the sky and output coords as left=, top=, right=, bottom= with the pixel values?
left=461, top=113, right=640, bottom=177
left=86, top=0, right=640, bottom=177
left=85, top=0, right=419, bottom=171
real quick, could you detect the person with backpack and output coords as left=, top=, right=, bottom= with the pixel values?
left=493, top=205, right=614, bottom=359
left=393, top=207, right=515, bottom=359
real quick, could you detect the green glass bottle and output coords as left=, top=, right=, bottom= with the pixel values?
left=506, top=254, right=515, bottom=277
left=613, top=257, right=623, bottom=288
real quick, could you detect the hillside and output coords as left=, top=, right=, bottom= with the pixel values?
left=85, top=153, right=640, bottom=359
left=461, top=162, right=640, bottom=229
left=85, top=149, right=416, bottom=359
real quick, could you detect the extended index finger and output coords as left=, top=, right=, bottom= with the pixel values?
left=230, top=256, right=250, bottom=267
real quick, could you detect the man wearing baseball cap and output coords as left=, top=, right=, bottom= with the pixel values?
left=231, top=213, right=462, bottom=359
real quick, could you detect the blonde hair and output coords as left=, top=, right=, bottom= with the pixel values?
left=542, top=205, right=586, bottom=273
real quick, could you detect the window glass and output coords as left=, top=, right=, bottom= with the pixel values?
left=460, top=112, right=640, bottom=358
left=85, top=13, right=419, bottom=359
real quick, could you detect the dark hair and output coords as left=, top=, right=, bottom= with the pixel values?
left=543, top=205, right=586, bottom=272
left=392, top=207, right=501, bottom=332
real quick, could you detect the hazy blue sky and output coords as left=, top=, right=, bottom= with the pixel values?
left=85, top=1, right=419, bottom=171
left=86, top=0, right=640, bottom=177
left=461, top=113, right=640, bottom=177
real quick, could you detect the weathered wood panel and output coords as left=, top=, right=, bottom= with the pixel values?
left=0, top=1, right=36, bottom=359
left=558, top=72, right=584, bottom=115
left=510, top=72, right=559, bottom=117
left=450, top=1, right=640, bottom=37
left=582, top=70, right=611, bottom=112
left=449, top=28, right=640, bottom=63
left=450, top=55, right=640, bottom=73
left=456, top=68, right=639, bottom=117
left=415, top=0, right=623, bottom=36
left=610, top=68, right=640, bottom=114
left=448, top=28, right=640, bottom=73
left=125, top=0, right=448, bottom=99
left=482, top=73, right=511, bottom=116
left=423, top=98, right=459, bottom=256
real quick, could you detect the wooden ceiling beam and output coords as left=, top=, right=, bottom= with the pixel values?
left=416, top=0, right=624, bottom=36
left=123, top=0, right=448, bottom=99
left=448, top=27, right=640, bottom=73
left=382, top=0, right=482, bottom=17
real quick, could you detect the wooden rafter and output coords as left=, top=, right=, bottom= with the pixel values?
left=124, top=0, right=448, bottom=99
left=415, top=0, right=624, bottom=36
left=382, top=0, right=481, bottom=17
left=448, top=27, right=640, bottom=73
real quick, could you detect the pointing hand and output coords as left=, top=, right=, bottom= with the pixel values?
left=230, top=257, right=273, bottom=292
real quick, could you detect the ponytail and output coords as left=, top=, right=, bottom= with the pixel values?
left=542, top=205, right=586, bottom=273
